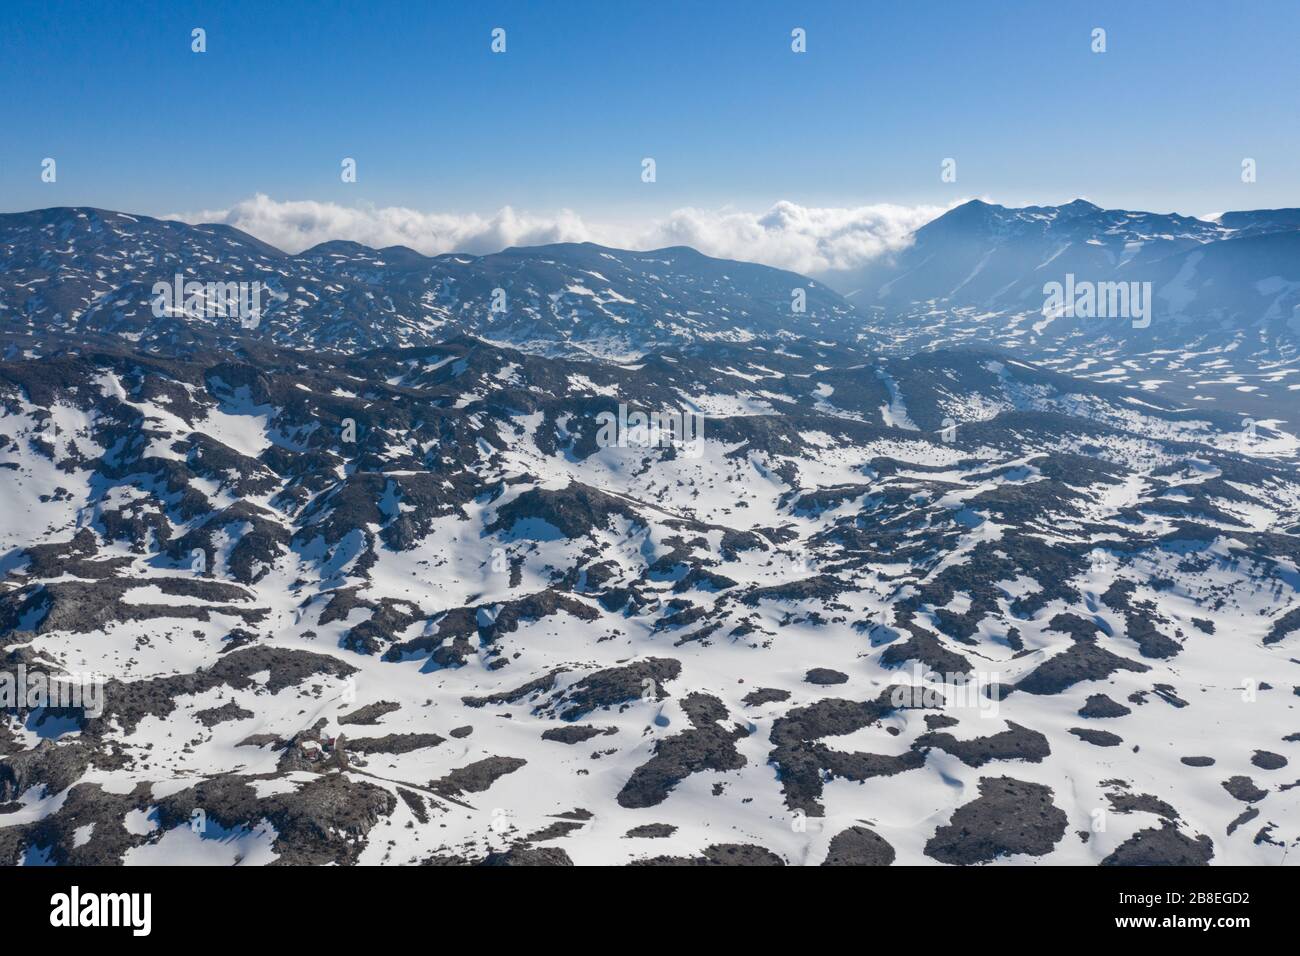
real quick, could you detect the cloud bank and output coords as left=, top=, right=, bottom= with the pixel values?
left=171, top=194, right=949, bottom=276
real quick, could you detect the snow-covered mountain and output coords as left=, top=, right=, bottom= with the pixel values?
left=838, top=199, right=1219, bottom=304
left=1, top=206, right=1297, bottom=866
left=0, top=207, right=855, bottom=360
left=837, top=198, right=1300, bottom=325
left=828, top=199, right=1300, bottom=423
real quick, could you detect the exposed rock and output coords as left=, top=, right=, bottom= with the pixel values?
left=1221, top=776, right=1268, bottom=803
left=346, top=733, right=445, bottom=755
left=741, top=687, right=790, bottom=707
left=624, top=823, right=676, bottom=839
left=430, top=756, right=527, bottom=796
left=617, top=693, right=747, bottom=808
left=924, top=777, right=1067, bottom=865
left=155, top=773, right=396, bottom=866
left=1069, top=727, right=1123, bottom=747
left=1101, top=823, right=1214, bottom=866
left=0, top=740, right=94, bottom=801
left=479, top=845, right=574, bottom=866
left=804, top=668, right=849, bottom=685
left=915, top=721, right=1051, bottom=767
left=1078, top=694, right=1131, bottom=719
left=338, top=701, right=402, bottom=725
left=821, top=825, right=896, bottom=866
left=1251, top=750, right=1288, bottom=771
left=554, top=658, right=681, bottom=721
left=541, top=725, right=617, bottom=745
left=1014, top=642, right=1149, bottom=695
left=630, top=843, right=784, bottom=866
left=194, top=700, right=254, bottom=727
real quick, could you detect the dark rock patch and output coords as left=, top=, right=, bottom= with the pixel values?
left=1105, top=789, right=1180, bottom=821
left=924, top=714, right=960, bottom=730
left=1100, top=580, right=1182, bottom=658
left=523, top=820, right=586, bottom=842
left=924, top=776, right=1067, bottom=865
left=0, top=740, right=95, bottom=801
left=821, top=825, right=895, bottom=866
left=155, top=772, right=396, bottom=866
left=1047, top=612, right=1106, bottom=643
left=554, top=658, right=681, bottom=721
left=85, top=645, right=357, bottom=736
left=346, top=733, right=445, bottom=755
left=194, top=700, right=254, bottom=727
left=1227, top=807, right=1259, bottom=836
left=430, top=756, right=527, bottom=796
left=0, top=782, right=147, bottom=865
left=624, top=823, right=676, bottom=839
left=741, top=687, right=790, bottom=707
left=397, top=787, right=429, bottom=824
left=1251, top=750, right=1287, bottom=771
left=741, top=574, right=856, bottom=607
left=1264, top=607, right=1300, bottom=646
left=767, top=691, right=908, bottom=813
left=462, top=669, right=568, bottom=709
left=1069, top=727, right=1123, bottom=747
left=541, top=725, right=617, bottom=745
left=630, top=843, right=784, bottom=866
left=1078, top=694, right=1131, bottom=719
left=804, top=668, right=848, bottom=686
left=616, top=693, right=747, bottom=809
left=915, top=721, right=1051, bottom=767
left=880, top=631, right=971, bottom=673
left=479, top=845, right=574, bottom=866
left=338, top=701, right=401, bottom=725
left=1014, top=642, right=1148, bottom=695
left=1101, top=823, right=1213, bottom=866
left=487, top=482, right=643, bottom=540
left=1221, top=776, right=1268, bottom=803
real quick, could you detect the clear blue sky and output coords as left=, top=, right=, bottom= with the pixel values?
left=2, top=0, right=1296, bottom=219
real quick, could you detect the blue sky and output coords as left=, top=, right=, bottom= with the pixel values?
left=2, top=0, right=1296, bottom=262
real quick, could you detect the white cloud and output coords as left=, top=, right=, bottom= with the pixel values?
left=170, top=194, right=593, bottom=257
left=170, top=194, right=949, bottom=276
left=646, top=201, right=949, bottom=274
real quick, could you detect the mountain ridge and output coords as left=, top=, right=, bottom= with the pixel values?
left=4, top=201, right=1297, bottom=418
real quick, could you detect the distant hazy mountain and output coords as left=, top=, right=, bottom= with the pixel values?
left=829, top=198, right=1300, bottom=350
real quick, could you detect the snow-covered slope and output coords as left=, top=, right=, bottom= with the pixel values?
left=2, top=335, right=1297, bottom=866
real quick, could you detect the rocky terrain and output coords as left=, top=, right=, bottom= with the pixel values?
left=1, top=207, right=1297, bottom=866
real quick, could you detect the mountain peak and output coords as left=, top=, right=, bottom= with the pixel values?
left=1052, top=198, right=1103, bottom=219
